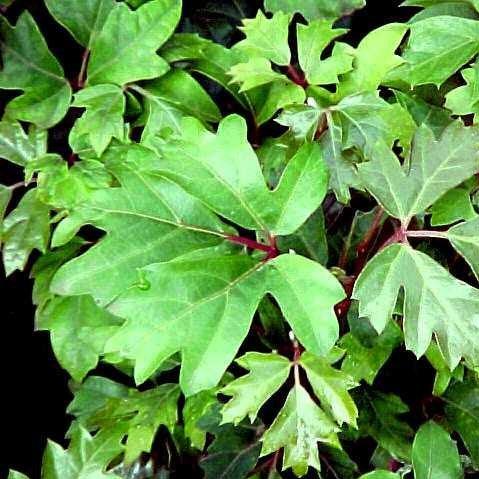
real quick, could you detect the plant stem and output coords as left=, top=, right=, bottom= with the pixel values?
left=406, top=230, right=448, bottom=239
left=8, top=179, right=36, bottom=190
left=77, top=49, right=90, bottom=89
left=286, top=64, right=309, bottom=88
left=226, top=234, right=279, bottom=260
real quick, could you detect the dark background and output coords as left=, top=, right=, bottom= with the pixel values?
left=1, top=0, right=418, bottom=477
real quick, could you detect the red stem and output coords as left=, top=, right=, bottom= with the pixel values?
left=286, top=64, right=309, bottom=88
left=226, top=234, right=279, bottom=260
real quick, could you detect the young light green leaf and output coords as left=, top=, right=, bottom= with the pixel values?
left=44, top=0, right=115, bottom=47
left=359, top=472, right=399, bottom=479
left=87, top=0, right=181, bottom=85
left=71, top=85, right=126, bottom=156
left=299, top=351, right=358, bottom=426
left=386, top=16, right=479, bottom=87
left=264, top=0, right=365, bottom=21
left=445, top=61, right=479, bottom=118
left=160, top=115, right=328, bottom=235
left=0, top=121, right=47, bottom=167
left=444, top=378, right=479, bottom=467
left=228, top=57, right=285, bottom=92
left=41, top=424, right=125, bottom=479
left=37, top=295, right=123, bottom=382
left=7, top=472, right=29, bottom=479
left=260, top=384, right=339, bottom=477
left=2, top=188, right=50, bottom=276
left=358, top=122, right=479, bottom=222
left=0, top=13, right=71, bottom=128
left=235, top=11, right=291, bottom=66
left=353, top=243, right=479, bottom=368
left=335, top=23, right=408, bottom=99
left=184, top=389, right=218, bottom=450
left=447, top=216, right=479, bottom=280
left=220, top=352, right=291, bottom=425
left=412, top=421, right=462, bottom=479
left=297, top=21, right=351, bottom=86
left=0, top=185, right=12, bottom=234
left=50, top=149, right=230, bottom=305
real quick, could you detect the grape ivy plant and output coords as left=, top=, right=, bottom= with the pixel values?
left=2, top=0, right=479, bottom=477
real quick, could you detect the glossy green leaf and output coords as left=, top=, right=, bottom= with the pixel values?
left=297, top=21, right=352, bottom=86
left=2, top=188, right=50, bottom=275
left=359, top=472, right=399, bottom=479
left=444, top=378, right=479, bottom=467
left=220, top=352, right=291, bottom=425
left=358, top=122, right=479, bottom=222
left=0, top=121, right=47, bottom=167
left=41, top=423, right=125, bottom=479
left=412, top=421, right=462, bottom=479
left=68, top=376, right=180, bottom=464
left=353, top=243, right=479, bottom=368
left=260, top=384, right=339, bottom=477
left=50, top=149, right=230, bottom=305
left=356, top=390, right=413, bottom=460
left=386, top=16, right=479, bottom=87
left=71, top=85, right=126, bottom=156
left=299, top=351, right=358, bottom=426
left=37, top=295, right=123, bottom=382
left=430, top=182, right=478, bottom=226
left=0, top=185, right=12, bottom=235
left=0, top=12, right=71, bottom=128
left=45, top=0, right=114, bottom=47
left=264, top=0, right=365, bottom=21
left=235, top=11, right=291, bottom=66
left=160, top=115, right=328, bottom=234
left=87, top=0, right=181, bottom=85
left=447, top=216, right=479, bottom=279
left=106, top=250, right=344, bottom=394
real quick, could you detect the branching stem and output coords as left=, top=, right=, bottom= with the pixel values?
left=286, top=64, right=309, bottom=88
left=406, top=229, right=448, bottom=239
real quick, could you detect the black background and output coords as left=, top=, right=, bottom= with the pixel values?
left=0, top=0, right=418, bottom=477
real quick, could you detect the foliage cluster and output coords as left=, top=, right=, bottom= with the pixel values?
left=2, top=0, right=479, bottom=477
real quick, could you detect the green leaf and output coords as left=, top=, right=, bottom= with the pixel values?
left=106, top=250, right=344, bottom=394
left=353, top=243, right=479, bottom=368
left=220, top=352, right=291, bottom=425
left=355, top=390, right=413, bottom=460
left=0, top=12, right=71, bottom=128
left=68, top=376, right=180, bottom=464
left=386, top=16, right=479, bottom=87
left=199, top=406, right=262, bottom=479
left=87, top=0, right=181, bottom=85
left=297, top=21, right=352, bottom=86
left=412, top=421, right=462, bottom=479
left=430, top=182, right=478, bottom=226
left=394, top=90, right=452, bottom=138
left=335, top=23, right=408, bottom=99
left=447, top=216, right=479, bottom=280
left=0, top=120, right=47, bottom=167
left=44, top=0, right=114, bottom=47
left=359, top=472, right=399, bottom=479
left=7, top=472, right=29, bottom=479
left=340, top=320, right=403, bottom=385
left=228, top=57, right=285, bottom=92
left=160, top=115, right=328, bottom=234
left=50, top=149, right=230, bottom=305
left=2, top=188, right=50, bottom=275
left=446, top=62, right=479, bottom=119
left=444, top=378, right=479, bottom=467
left=71, top=85, right=126, bottom=156
left=299, top=351, right=358, bottom=426
left=37, top=295, right=123, bottom=382
left=0, top=184, right=12, bottom=235
left=260, top=384, right=339, bottom=477
left=235, top=11, right=291, bottom=66
left=358, top=122, right=479, bottom=222
left=264, top=0, right=365, bottom=21
left=41, top=423, right=124, bottom=479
